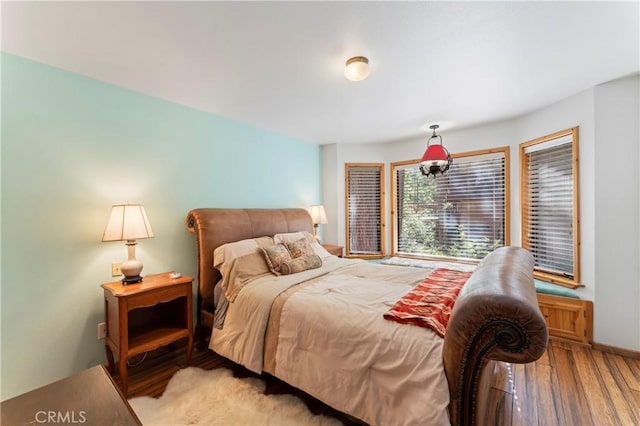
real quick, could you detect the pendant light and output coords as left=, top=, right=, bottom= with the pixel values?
left=419, top=124, right=452, bottom=177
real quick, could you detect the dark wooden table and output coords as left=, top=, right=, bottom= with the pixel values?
left=1, top=365, right=141, bottom=425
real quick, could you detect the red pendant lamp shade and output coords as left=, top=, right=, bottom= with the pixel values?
left=421, top=144, right=449, bottom=164
left=419, top=124, right=452, bottom=177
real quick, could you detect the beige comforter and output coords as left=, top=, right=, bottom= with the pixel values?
left=210, top=257, right=451, bottom=426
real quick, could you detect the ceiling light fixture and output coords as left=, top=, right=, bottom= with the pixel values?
left=419, top=124, right=452, bottom=178
left=344, top=56, right=370, bottom=81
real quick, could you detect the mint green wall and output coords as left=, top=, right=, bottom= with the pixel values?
left=0, top=53, right=321, bottom=400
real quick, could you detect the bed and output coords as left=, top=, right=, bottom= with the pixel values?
left=186, top=207, right=548, bottom=425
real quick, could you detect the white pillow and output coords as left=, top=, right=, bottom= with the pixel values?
left=213, top=237, right=273, bottom=276
left=273, top=231, right=333, bottom=259
left=273, top=231, right=314, bottom=244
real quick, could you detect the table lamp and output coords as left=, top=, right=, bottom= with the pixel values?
left=102, top=203, right=154, bottom=284
left=308, top=205, right=328, bottom=242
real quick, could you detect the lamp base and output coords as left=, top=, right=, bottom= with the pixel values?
left=121, top=275, right=143, bottom=285
left=313, top=223, right=322, bottom=242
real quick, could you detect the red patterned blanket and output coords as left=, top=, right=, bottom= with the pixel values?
left=383, top=268, right=473, bottom=337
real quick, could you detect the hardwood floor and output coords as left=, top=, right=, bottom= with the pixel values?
left=120, top=344, right=237, bottom=399
left=509, top=340, right=640, bottom=426
left=118, top=340, right=640, bottom=425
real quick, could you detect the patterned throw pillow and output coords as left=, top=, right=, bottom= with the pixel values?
left=280, top=254, right=323, bottom=275
left=259, top=244, right=292, bottom=275
left=284, top=237, right=315, bottom=259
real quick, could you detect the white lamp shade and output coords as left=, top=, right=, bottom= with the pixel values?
left=344, top=56, right=370, bottom=81
left=308, top=205, right=328, bottom=225
left=102, top=204, right=154, bottom=242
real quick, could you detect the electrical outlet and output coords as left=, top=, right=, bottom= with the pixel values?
left=97, top=322, right=107, bottom=339
left=111, top=262, right=122, bottom=277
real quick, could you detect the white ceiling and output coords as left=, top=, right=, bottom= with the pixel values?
left=3, top=1, right=639, bottom=145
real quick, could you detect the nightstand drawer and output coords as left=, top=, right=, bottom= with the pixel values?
left=126, top=284, right=188, bottom=310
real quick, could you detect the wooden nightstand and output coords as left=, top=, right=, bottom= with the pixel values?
left=322, top=244, right=344, bottom=257
left=101, top=272, right=193, bottom=397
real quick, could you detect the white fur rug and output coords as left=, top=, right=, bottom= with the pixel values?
left=128, top=367, right=341, bottom=426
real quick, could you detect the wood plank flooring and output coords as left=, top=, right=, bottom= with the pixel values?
left=509, top=340, right=640, bottom=426
left=118, top=340, right=640, bottom=425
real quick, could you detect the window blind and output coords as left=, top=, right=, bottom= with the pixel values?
left=394, top=151, right=506, bottom=261
left=523, top=136, right=575, bottom=279
left=346, top=165, right=383, bottom=255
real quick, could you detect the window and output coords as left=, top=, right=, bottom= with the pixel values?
left=520, top=127, right=580, bottom=288
left=345, top=163, right=385, bottom=258
left=392, top=147, right=509, bottom=262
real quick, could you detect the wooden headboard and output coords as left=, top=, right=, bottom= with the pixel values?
left=185, top=208, right=313, bottom=324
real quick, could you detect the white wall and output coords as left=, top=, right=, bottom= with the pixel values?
left=322, top=74, right=640, bottom=350
left=514, top=88, right=596, bottom=303
left=593, top=75, right=640, bottom=350
left=321, top=143, right=388, bottom=248
left=321, top=143, right=340, bottom=245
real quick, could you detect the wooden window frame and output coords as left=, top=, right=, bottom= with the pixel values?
left=391, top=147, right=510, bottom=262
left=520, top=127, right=580, bottom=288
left=344, top=163, right=385, bottom=259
